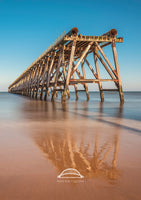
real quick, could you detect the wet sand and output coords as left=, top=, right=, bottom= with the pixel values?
left=0, top=92, right=141, bottom=200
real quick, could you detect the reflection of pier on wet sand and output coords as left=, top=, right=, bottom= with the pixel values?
left=33, top=129, right=120, bottom=181
left=20, top=99, right=124, bottom=182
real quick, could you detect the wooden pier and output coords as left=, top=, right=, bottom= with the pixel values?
left=8, top=27, right=124, bottom=102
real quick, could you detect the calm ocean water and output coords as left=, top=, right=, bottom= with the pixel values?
left=0, top=91, right=141, bottom=200
left=0, top=91, right=141, bottom=122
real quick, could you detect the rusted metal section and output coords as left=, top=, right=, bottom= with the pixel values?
left=102, top=29, right=118, bottom=37
left=8, top=27, right=124, bottom=102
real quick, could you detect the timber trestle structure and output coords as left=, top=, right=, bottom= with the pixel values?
left=8, top=27, right=124, bottom=102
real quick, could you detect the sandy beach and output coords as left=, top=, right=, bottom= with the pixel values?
left=0, top=92, right=141, bottom=200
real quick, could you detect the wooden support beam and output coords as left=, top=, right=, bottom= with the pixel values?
left=81, top=61, right=89, bottom=100
left=69, top=79, right=118, bottom=84
left=72, top=72, right=78, bottom=100
left=31, top=66, right=38, bottom=98
left=62, top=64, right=70, bottom=99
left=51, top=51, right=62, bottom=101
left=35, top=64, right=44, bottom=99
left=29, top=69, right=34, bottom=96
left=100, top=42, right=111, bottom=48
left=61, top=47, right=70, bottom=99
left=32, top=65, right=40, bottom=98
left=93, top=50, right=104, bottom=102
left=55, top=89, right=64, bottom=92
left=40, top=57, right=49, bottom=100
left=76, top=89, right=87, bottom=92
left=112, top=41, right=124, bottom=103
left=44, top=54, right=55, bottom=100
left=94, top=50, right=119, bottom=88
left=64, top=35, right=123, bottom=43
left=102, top=89, right=119, bottom=91
left=62, top=39, right=76, bottom=101
left=84, top=57, right=98, bottom=79
left=71, top=41, right=94, bottom=75
left=95, top=42, right=118, bottom=78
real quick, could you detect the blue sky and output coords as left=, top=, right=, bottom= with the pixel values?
left=0, top=0, right=141, bottom=91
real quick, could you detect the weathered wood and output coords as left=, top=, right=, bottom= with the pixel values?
left=69, top=79, right=118, bottom=84
left=112, top=41, right=124, bottom=102
left=35, top=64, right=44, bottom=99
left=31, top=66, right=38, bottom=98
left=64, top=35, right=123, bottom=43
left=51, top=51, right=62, bottom=101
left=33, top=65, right=40, bottom=98
left=40, top=58, right=49, bottom=100
left=71, top=41, right=93, bottom=75
left=100, top=42, right=111, bottom=48
left=94, top=50, right=119, bottom=88
left=84, top=57, right=98, bottom=79
left=44, top=54, right=55, bottom=100
left=95, top=42, right=118, bottom=78
left=72, top=72, right=78, bottom=100
left=62, top=39, right=76, bottom=101
left=81, top=61, right=89, bottom=100
left=93, top=50, right=104, bottom=102
left=102, top=89, right=119, bottom=91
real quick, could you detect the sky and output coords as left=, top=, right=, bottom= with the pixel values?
left=0, top=0, right=141, bottom=91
